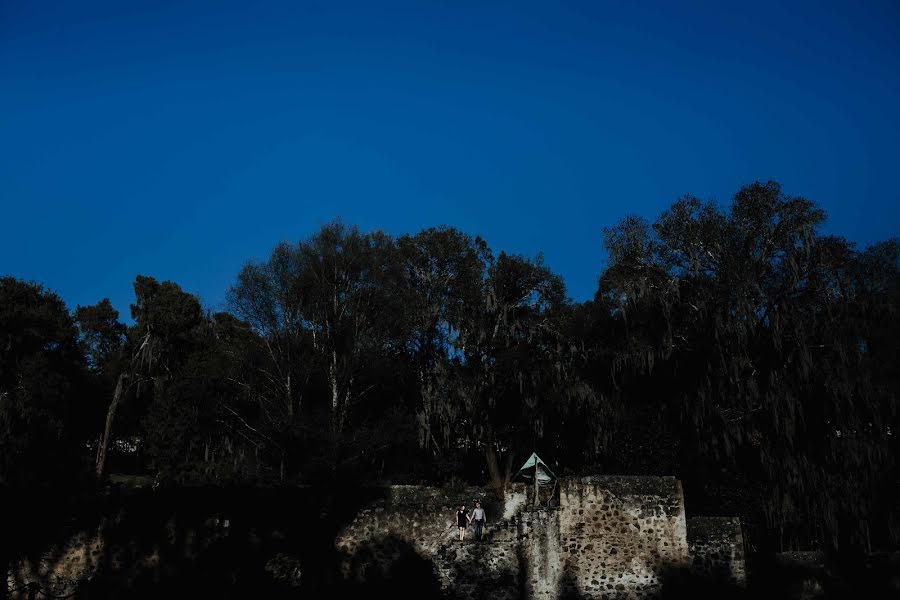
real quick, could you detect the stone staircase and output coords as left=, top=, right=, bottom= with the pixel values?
left=432, top=516, right=522, bottom=599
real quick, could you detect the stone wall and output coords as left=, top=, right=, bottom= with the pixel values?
left=519, top=508, right=562, bottom=599
left=334, top=485, right=523, bottom=599
left=334, top=485, right=503, bottom=572
left=7, top=509, right=233, bottom=598
left=9, top=531, right=106, bottom=596
left=433, top=535, right=520, bottom=600
left=335, top=476, right=741, bottom=599
left=7, top=479, right=746, bottom=598
left=687, top=517, right=746, bottom=586
left=556, top=477, right=690, bottom=598
left=334, top=484, right=565, bottom=599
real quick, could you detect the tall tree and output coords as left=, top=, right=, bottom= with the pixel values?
left=231, top=221, right=403, bottom=467
left=397, top=227, right=490, bottom=454
left=94, top=276, right=202, bottom=479
left=600, top=181, right=899, bottom=550
left=139, top=312, right=273, bottom=483
left=75, top=299, right=127, bottom=466
left=0, top=278, right=88, bottom=600
left=458, top=252, right=596, bottom=490
left=294, top=222, right=402, bottom=443
left=228, top=242, right=309, bottom=429
left=0, top=277, right=87, bottom=486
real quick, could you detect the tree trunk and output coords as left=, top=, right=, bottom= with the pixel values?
left=329, top=351, right=339, bottom=439
left=504, top=452, right=514, bottom=484
left=286, top=373, right=293, bottom=423
left=95, top=372, right=127, bottom=479
left=485, top=445, right=513, bottom=492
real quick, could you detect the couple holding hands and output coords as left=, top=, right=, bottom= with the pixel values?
left=456, top=500, right=487, bottom=541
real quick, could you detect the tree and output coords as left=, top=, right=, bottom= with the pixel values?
left=458, top=252, right=596, bottom=490
left=231, top=221, right=404, bottom=471
left=75, top=299, right=127, bottom=467
left=94, top=276, right=202, bottom=479
left=397, top=227, right=490, bottom=455
left=74, top=299, right=126, bottom=374
left=0, top=277, right=87, bottom=487
left=139, top=312, right=274, bottom=483
left=0, top=278, right=89, bottom=600
left=227, top=241, right=314, bottom=479
left=228, top=242, right=308, bottom=427
left=295, top=222, right=402, bottom=443
left=599, top=181, right=899, bottom=551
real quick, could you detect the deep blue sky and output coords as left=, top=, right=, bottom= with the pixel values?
left=2, top=1, right=898, bottom=317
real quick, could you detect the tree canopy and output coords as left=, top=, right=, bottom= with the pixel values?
left=1, top=182, right=896, bottom=555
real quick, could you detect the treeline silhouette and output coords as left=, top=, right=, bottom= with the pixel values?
left=1, top=181, right=897, bottom=575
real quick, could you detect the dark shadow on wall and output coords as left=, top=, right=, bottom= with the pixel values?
left=11, top=484, right=533, bottom=600
left=550, top=563, right=749, bottom=600
left=557, top=568, right=586, bottom=600
left=2, top=483, right=107, bottom=600
left=658, top=566, right=749, bottom=600
left=5, top=484, right=392, bottom=599
left=335, top=535, right=443, bottom=600
left=440, top=544, right=519, bottom=600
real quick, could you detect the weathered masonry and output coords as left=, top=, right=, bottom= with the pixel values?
left=7, top=479, right=745, bottom=598
left=336, top=476, right=746, bottom=598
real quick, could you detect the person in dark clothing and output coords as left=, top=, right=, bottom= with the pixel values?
left=456, top=504, right=469, bottom=541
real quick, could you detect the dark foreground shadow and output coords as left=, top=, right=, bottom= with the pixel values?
left=659, top=567, right=749, bottom=600
left=333, top=535, right=443, bottom=600
left=6, top=484, right=399, bottom=599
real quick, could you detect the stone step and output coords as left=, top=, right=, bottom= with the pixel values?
left=433, top=528, right=521, bottom=600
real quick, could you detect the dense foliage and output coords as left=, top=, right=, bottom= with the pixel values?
left=0, top=182, right=896, bottom=556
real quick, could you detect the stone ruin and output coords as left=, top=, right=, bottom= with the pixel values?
left=6, top=476, right=745, bottom=598
left=336, top=476, right=746, bottom=599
